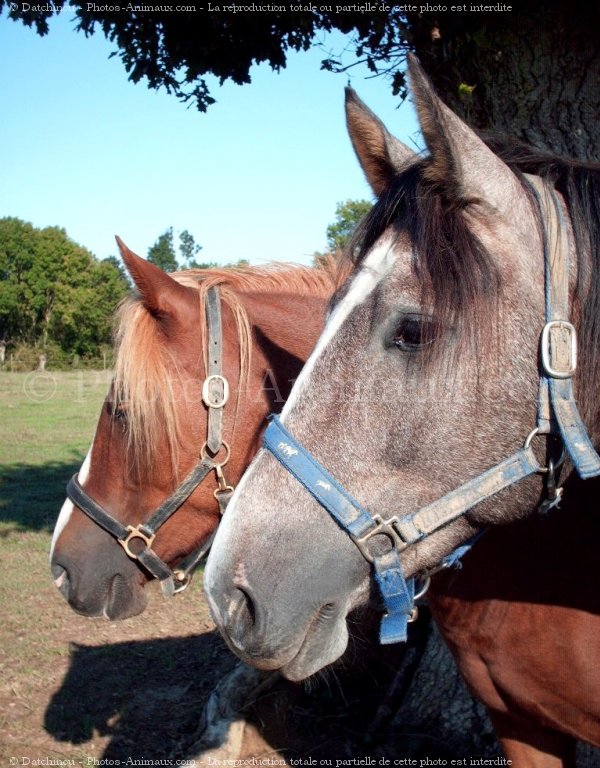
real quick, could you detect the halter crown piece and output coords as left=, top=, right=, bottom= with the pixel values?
left=263, top=176, right=600, bottom=644
left=66, top=286, right=233, bottom=597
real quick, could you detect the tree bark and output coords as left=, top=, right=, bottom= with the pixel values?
left=408, top=3, right=600, bottom=162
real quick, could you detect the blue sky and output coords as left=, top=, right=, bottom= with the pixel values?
left=0, top=12, right=421, bottom=266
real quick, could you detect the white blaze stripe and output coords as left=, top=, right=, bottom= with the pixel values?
left=281, top=237, right=397, bottom=420
left=49, top=446, right=93, bottom=559
left=204, top=238, right=397, bottom=590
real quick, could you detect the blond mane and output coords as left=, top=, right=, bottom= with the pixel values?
left=112, top=261, right=339, bottom=480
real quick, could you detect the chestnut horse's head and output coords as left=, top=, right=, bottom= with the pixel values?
left=204, top=58, right=600, bottom=679
left=50, top=241, right=334, bottom=619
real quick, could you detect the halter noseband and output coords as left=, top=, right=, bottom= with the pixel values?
left=263, top=176, right=600, bottom=644
left=66, top=286, right=233, bottom=597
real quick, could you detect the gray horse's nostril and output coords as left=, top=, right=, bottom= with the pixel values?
left=226, top=586, right=257, bottom=642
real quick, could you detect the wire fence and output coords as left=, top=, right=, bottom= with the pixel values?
left=0, top=345, right=114, bottom=372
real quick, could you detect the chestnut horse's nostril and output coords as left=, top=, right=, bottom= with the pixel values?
left=51, top=563, right=70, bottom=599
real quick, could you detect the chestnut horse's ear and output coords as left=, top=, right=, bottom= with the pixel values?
left=345, top=87, right=416, bottom=197
left=116, top=236, right=196, bottom=322
left=407, top=54, right=518, bottom=211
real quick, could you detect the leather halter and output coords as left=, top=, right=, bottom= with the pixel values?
left=264, top=176, right=600, bottom=644
left=66, top=286, right=233, bottom=597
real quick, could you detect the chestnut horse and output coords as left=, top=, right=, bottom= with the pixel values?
left=50, top=239, right=335, bottom=619
left=204, top=57, right=600, bottom=767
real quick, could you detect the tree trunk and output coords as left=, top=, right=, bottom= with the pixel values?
left=408, top=2, right=600, bottom=162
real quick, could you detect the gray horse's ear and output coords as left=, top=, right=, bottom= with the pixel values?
left=116, top=236, right=196, bottom=322
left=407, top=54, right=518, bottom=211
left=345, top=87, right=416, bottom=197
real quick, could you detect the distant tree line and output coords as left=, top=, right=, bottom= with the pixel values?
left=145, top=226, right=250, bottom=272
left=0, top=217, right=130, bottom=366
left=0, top=219, right=253, bottom=369
left=0, top=207, right=367, bottom=369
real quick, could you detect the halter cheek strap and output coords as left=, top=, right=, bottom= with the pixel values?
left=65, top=285, right=233, bottom=596
left=527, top=174, right=600, bottom=478
left=204, top=286, right=229, bottom=454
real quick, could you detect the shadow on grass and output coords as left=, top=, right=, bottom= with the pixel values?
left=44, top=612, right=483, bottom=763
left=0, top=455, right=83, bottom=533
left=44, top=631, right=238, bottom=760
left=43, top=628, right=411, bottom=762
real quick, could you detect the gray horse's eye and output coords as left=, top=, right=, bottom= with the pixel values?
left=393, top=316, right=437, bottom=351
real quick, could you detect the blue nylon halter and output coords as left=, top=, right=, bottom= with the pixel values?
left=263, top=415, right=540, bottom=644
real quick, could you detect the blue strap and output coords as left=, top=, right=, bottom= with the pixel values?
left=263, top=416, right=415, bottom=643
left=263, top=416, right=378, bottom=539
left=437, top=529, right=486, bottom=571
left=374, top=552, right=415, bottom=643
left=550, top=378, right=600, bottom=479
left=410, top=446, right=540, bottom=534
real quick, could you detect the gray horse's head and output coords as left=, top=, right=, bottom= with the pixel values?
left=204, top=57, right=580, bottom=680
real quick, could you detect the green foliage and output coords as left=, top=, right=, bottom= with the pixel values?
left=147, top=226, right=178, bottom=272
left=0, top=3, right=413, bottom=110
left=187, top=258, right=250, bottom=270
left=147, top=226, right=250, bottom=271
left=0, top=217, right=129, bottom=361
left=326, top=199, right=372, bottom=253
left=148, top=227, right=211, bottom=270
left=179, top=229, right=203, bottom=267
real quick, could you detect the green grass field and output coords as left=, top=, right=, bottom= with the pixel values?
left=0, top=371, right=230, bottom=762
left=0, top=370, right=112, bottom=533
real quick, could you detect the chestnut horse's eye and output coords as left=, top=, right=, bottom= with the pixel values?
left=107, top=400, right=128, bottom=426
left=393, top=316, right=437, bottom=351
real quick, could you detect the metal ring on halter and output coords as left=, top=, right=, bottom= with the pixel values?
left=201, top=440, right=231, bottom=466
left=414, top=575, right=431, bottom=602
left=172, top=569, right=193, bottom=594
left=523, top=427, right=567, bottom=475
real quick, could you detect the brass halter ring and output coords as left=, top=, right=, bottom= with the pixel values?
left=172, top=569, right=193, bottom=593
left=201, top=440, right=231, bottom=467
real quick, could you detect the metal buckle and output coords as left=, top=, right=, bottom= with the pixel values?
left=352, top=514, right=409, bottom=564
left=202, top=374, right=230, bottom=408
left=541, top=320, right=577, bottom=379
left=119, top=525, right=156, bottom=560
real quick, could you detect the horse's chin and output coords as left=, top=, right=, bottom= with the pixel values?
left=103, top=573, right=148, bottom=619
left=59, top=572, right=148, bottom=620
left=279, top=613, right=350, bottom=682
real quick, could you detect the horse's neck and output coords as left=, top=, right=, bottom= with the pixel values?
left=241, top=291, right=329, bottom=363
